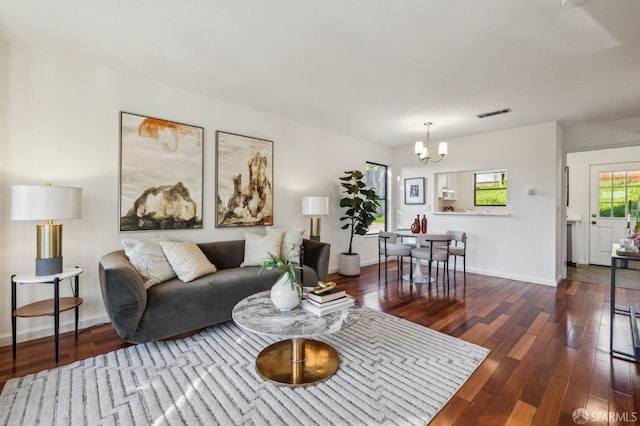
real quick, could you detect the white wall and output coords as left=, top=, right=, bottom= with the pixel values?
left=556, top=124, right=565, bottom=283
left=393, top=122, right=561, bottom=286
left=564, top=117, right=640, bottom=152
left=0, top=42, right=392, bottom=346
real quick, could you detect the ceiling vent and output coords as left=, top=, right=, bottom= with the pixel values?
left=476, top=108, right=512, bottom=119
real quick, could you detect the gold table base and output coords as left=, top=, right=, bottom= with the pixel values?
left=255, top=338, right=339, bottom=387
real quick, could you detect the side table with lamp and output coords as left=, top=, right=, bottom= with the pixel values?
left=10, top=183, right=83, bottom=362
left=11, top=268, right=83, bottom=363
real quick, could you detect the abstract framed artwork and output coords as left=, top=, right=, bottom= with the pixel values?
left=216, top=131, right=273, bottom=227
left=119, top=112, right=204, bottom=231
left=404, top=177, right=425, bottom=205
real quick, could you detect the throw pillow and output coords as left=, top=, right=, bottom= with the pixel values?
left=159, top=241, right=217, bottom=282
left=122, top=237, right=176, bottom=289
left=266, top=227, right=305, bottom=264
left=240, top=231, right=284, bottom=267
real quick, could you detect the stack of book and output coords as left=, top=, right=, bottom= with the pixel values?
left=302, top=288, right=355, bottom=315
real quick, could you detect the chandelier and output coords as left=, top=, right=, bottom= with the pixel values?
left=414, top=122, right=447, bottom=164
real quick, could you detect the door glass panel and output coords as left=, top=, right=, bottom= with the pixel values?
left=598, top=170, right=640, bottom=218
left=613, top=203, right=626, bottom=217
left=599, top=204, right=611, bottom=217
left=629, top=171, right=640, bottom=186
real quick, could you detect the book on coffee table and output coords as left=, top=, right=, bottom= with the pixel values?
left=307, top=288, right=346, bottom=303
left=301, top=296, right=355, bottom=316
left=304, top=296, right=350, bottom=308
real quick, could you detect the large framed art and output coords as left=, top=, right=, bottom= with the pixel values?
left=404, top=177, right=425, bottom=205
left=216, top=131, right=273, bottom=227
left=119, top=112, right=204, bottom=231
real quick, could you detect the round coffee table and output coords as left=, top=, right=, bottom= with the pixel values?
left=232, top=289, right=362, bottom=387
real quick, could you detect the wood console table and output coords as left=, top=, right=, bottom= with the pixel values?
left=610, top=244, right=640, bottom=362
left=11, top=267, right=83, bottom=362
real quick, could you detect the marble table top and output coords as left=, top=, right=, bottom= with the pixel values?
left=232, top=289, right=362, bottom=338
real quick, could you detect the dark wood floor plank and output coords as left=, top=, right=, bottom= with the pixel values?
left=1, top=260, right=639, bottom=425
left=589, top=359, right=613, bottom=403
left=519, top=359, right=554, bottom=408
left=531, top=374, right=567, bottom=426
left=430, top=395, right=469, bottom=426
left=505, top=400, right=537, bottom=425
left=560, top=359, right=591, bottom=418
left=609, top=390, right=635, bottom=425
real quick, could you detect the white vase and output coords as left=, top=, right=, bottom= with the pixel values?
left=270, top=274, right=299, bottom=311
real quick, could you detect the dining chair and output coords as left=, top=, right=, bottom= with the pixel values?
left=446, top=230, right=467, bottom=287
left=410, top=234, right=452, bottom=290
left=378, top=232, right=413, bottom=286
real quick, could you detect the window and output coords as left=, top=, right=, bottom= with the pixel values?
left=598, top=170, right=640, bottom=218
left=366, top=162, right=387, bottom=234
left=474, top=172, right=507, bottom=206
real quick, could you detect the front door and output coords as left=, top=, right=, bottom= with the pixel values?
left=589, top=163, right=640, bottom=266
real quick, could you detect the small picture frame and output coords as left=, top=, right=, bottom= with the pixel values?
left=216, top=131, right=274, bottom=227
left=405, top=177, right=425, bottom=205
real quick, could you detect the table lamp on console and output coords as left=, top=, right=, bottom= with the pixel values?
left=11, top=184, right=82, bottom=276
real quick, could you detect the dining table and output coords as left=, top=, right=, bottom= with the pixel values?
left=394, top=231, right=439, bottom=284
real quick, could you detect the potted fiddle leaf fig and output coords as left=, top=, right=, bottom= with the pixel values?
left=338, top=170, right=381, bottom=275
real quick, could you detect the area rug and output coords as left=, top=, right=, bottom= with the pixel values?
left=0, top=309, right=489, bottom=425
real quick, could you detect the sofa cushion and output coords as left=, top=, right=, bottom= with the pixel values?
left=197, top=240, right=245, bottom=270
left=121, top=237, right=176, bottom=289
left=240, top=231, right=284, bottom=267
left=159, top=241, right=217, bottom=282
left=267, top=227, right=305, bottom=264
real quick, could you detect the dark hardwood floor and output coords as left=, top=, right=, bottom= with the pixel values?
left=2, top=262, right=639, bottom=425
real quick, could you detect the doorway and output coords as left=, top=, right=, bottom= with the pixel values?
left=566, top=147, right=640, bottom=270
left=589, top=163, right=640, bottom=266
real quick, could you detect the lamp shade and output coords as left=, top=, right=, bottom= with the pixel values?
left=301, top=196, right=329, bottom=215
left=438, top=142, right=448, bottom=156
left=11, top=185, right=82, bottom=221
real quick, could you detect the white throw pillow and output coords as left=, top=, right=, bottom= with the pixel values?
left=122, top=237, right=176, bottom=289
left=240, top=231, right=284, bottom=267
left=266, top=227, right=305, bottom=264
left=159, top=241, right=217, bottom=282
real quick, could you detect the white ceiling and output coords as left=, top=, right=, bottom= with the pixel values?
left=1, top=0, right=639, bottom=147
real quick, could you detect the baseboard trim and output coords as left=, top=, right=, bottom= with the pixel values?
left=0, top=315, right=111, bottom=348
left=330, top=259, right=558, bottom=287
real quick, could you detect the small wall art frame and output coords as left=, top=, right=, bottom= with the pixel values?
left=216, top=131, right=274, bottom=227
left=119, top=112, right=204, bottom=231
left=404, top=177, right=425, bottom=205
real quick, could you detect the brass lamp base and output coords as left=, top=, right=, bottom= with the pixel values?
left=36, top=223, right=63, bottom=276
left=309, top=217, right=321, bottom=241
left=255, top=338, right=339, bottom=387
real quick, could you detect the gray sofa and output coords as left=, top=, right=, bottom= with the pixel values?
left=98, top=238, right=330, bottom=343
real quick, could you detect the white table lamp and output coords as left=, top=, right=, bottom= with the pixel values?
left=301, top=196, right=329, bottom=241
left=11, top=184, right=82, bottom=275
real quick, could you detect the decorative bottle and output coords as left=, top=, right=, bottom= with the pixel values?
left=632, top=200, right=640, bottom=235
left=411, top=215, right=420, bottom=234
left=421, top=215, right=427, bottom=234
